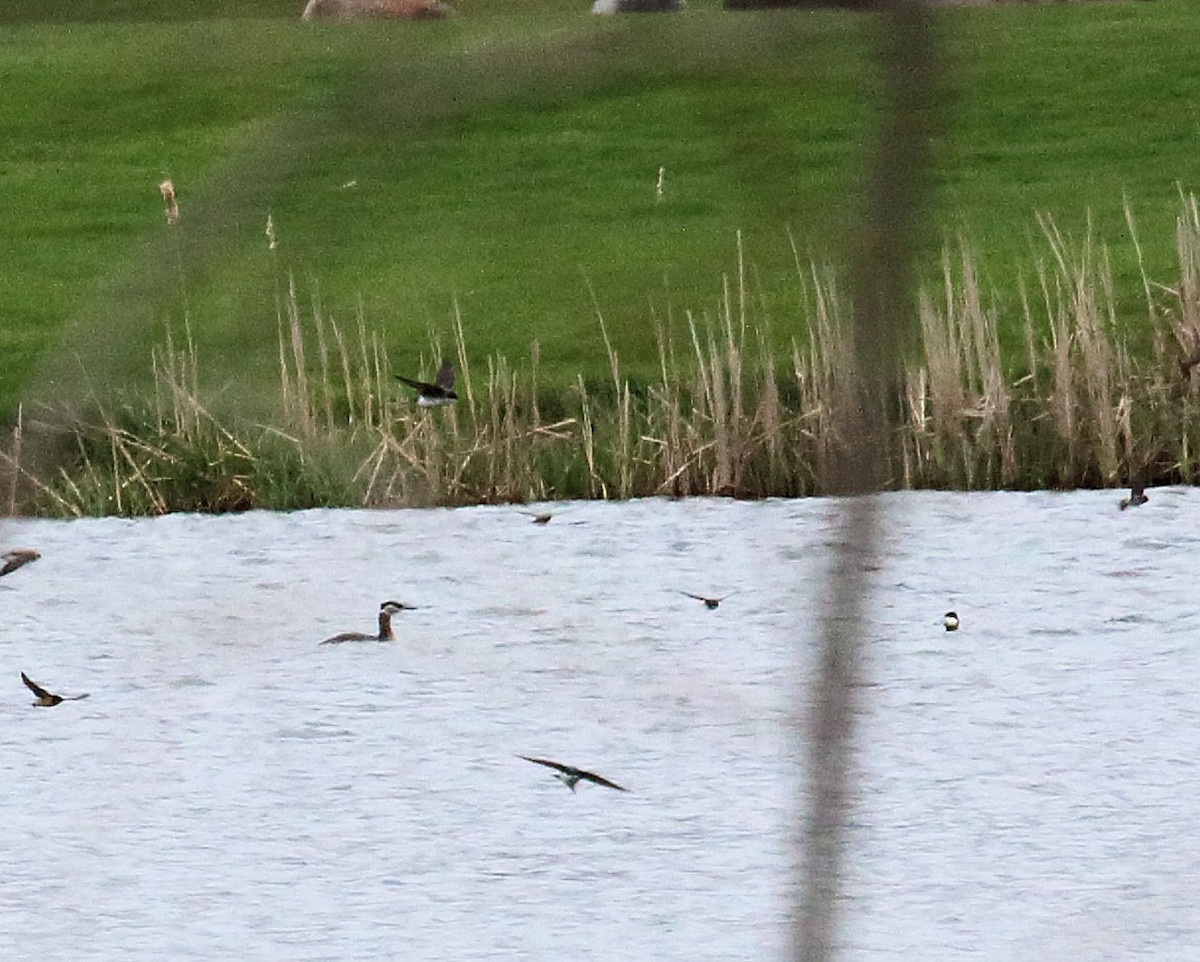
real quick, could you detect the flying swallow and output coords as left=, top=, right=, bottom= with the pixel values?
left=320, top=600, right=418, bottom=645
left=21, top=672, right=89, bottom=708
left=679, top=590, right=736, bottom=610
left=519, top=511, right=553, bottom=525
left=1, top=548, right=40, bottom=577
left=518, top=755, right=628, bottom=792
left=1119, top=477, right=1149, bottom=511
left=396, top=359, right=457, bottom=407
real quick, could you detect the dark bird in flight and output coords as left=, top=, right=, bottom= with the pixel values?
left=1119, top=476, right=1149, bottom=511
left=943, top=611, right=960, bottom=632
left=518, top=755, right=628, bottom=793
left=396, top=359, right=457, bottom=407
left=679, top=590, right=736, bottom=610
left=1, top=548, right=40, bottom=577
left=21, top=672, right=89, bottom=708
left=319, top=600, right=418, bottom=645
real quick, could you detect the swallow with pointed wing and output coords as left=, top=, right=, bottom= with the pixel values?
left=22, top=672, right=89, bottom=708
left=1119, top=476, right=1149, bottom=511
left=397, top=360, right=457, bottom=407
left=1, top=549, right=40, bottom=577
left=518, top=755, right=628, bottom=792
left=679, top=590, right=736, bottom=610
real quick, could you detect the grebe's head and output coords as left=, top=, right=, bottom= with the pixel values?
left=943, top=611, right=960, bottom=632
left=380, top=600, right=418, bottom=615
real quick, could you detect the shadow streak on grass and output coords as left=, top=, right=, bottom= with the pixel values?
left=5, top=197, right=1200, bottom=517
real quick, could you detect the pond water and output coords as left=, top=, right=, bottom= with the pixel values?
left=2, top=492, right=1198, bottom=960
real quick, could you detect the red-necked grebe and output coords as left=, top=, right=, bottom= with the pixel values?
left=319, top=600, right=418, bottom=645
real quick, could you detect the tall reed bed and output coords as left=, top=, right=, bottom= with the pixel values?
left=6, top=201, right=1200, bottom=517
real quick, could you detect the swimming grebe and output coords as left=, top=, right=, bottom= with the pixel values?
left=21, top=672, right=89, bottom=708
left=1, top=548, right=40, bottom=577
left=518, top=755, right=628, bottom=793
left=943, top=611, right=960, bottom=631
left=319, top=600, right=417, bottom=645
left=1119, top=478, right=1149, bottom=510
left=679, top=590, right=736, bottom=610
left=396, top=359, right=457, bottom=408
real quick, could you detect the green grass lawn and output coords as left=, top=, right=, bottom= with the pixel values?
left=1, top=0, right=1196, bottom=424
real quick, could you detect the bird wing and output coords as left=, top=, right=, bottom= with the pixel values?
left=519, top=755, right=627, bottom=791
left=396, top=375, right=438, bottom=393
left=1, top=550, right=36, bottom=577
left=434, top=360, right=455, bottom=391
left=21, top=672, right=53, bottom=700
left=679, top=591, right=708, bottom=602
left=518, top=754, right=573, bottom=776
left=578, top=768, right=628, bottom=792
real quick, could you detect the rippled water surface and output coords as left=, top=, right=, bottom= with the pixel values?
left=3, top=492, right=1199, bottom=960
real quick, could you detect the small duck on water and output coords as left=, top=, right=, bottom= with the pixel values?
left=943, top=611, right=960, bottom=632
left=320, top=600, right=418, bottom=645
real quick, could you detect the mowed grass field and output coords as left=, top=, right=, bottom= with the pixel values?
left=1, top=0, right=1196, bottom=424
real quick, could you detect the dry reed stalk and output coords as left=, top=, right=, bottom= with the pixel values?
left=309, top=292, right=336, bottom=432
left=576, top=374, right=600, bottom=498
left=1038, top=215, right=1125, bottom=482
left=5, top=404, right=21, bottom=515
left=919, top=277, right=964, bottom=446
left=707, top=312, right=731, bottom=493
left=484, top=356, right=503, bottom=494
left=356, top=307, right=376, bottom=429
left=329, top=316, right=357, bottom=428
left=286, top=274, right=313, bottom=435
left=371, top=329, right=388, bottom=429
left=1040, top=259, right=1076, bottom=476
left=651, top=315, right=687, bottom=494
left=1173, top=192, right=1200, bottom=362
left=277, top=310, right=294, bottom=421
left=723, top=268, right=747, bottom=493
left=752, top=323, right=783, bottom=472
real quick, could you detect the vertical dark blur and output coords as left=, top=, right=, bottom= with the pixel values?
left=795, top=3, right=939, bottom=960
